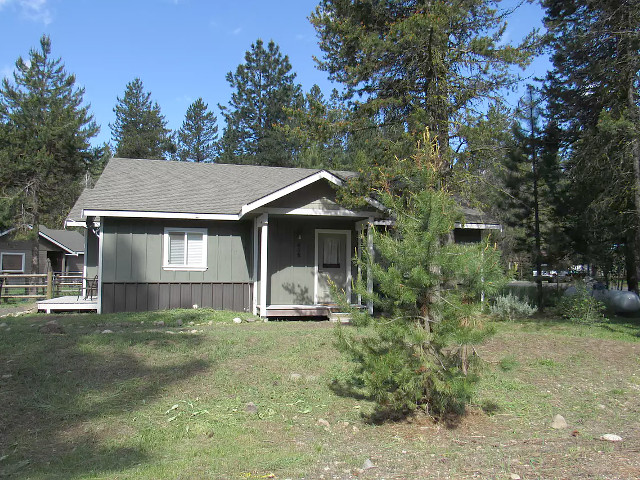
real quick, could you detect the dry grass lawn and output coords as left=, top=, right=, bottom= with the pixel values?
left=0, top=309, right=639, bottom=479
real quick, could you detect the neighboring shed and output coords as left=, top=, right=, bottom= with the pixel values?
left=454, top=203, right=502, bottom=244
left=0, top=226, right=84, bottom=274
left=66, top=158, right=500, bottom=317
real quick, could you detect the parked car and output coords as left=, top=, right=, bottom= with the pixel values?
left=532, top=270, right=556, bottom=283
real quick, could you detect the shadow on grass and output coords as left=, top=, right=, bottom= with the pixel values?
left=329, top=378, right=466, bottom=428
left=0, top=315, right=211, bottom=478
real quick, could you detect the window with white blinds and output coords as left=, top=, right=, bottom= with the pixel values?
left=163, top=228, right=208, bottom=270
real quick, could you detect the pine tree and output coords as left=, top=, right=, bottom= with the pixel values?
left=177, top=98, right=218, bottom=162
left=336, top=133, right=505, bottom=417
left=500, top=87, right=561, bottom=309
left=218, top=39, right=302, bottom=166
left=279, top=85, right=353, bottom=169
left=110, top=78, right=174, bottom=160
left=310, top=0, right=539, bottom=170
left=543, top=0, right=640, bottom=292
left=0, top=35, right=98, bottom=273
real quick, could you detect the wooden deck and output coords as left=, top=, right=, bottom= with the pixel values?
left=37, top=296, right=98, bottom=314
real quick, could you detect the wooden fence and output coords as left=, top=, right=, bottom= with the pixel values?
left=0, top=271, right=84, bottom=301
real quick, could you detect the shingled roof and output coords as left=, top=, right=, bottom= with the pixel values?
left=67, top=158, right=355, bottom=222
left=0, top=226, right=84, bottom=254
left=39, top=226, right=85, bottom=254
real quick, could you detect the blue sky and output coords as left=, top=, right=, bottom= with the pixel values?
left=0, top=0, right=550, bottom=147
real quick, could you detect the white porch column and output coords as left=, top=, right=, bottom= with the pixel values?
left=367, top=217, right=374, bottom=315
left=258, top=213, right=269, bottom=318
left=252, top=216, right=259, bottom=315
left=96, top=223, right=103, bottom=314
left=82, top=218, right=90, bottom=298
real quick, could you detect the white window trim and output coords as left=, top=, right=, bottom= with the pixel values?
left=1, top=252, right=26, bottom=273
left=162, top=227, right=208, bottom=271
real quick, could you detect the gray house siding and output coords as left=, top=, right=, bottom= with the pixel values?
left=267, top=216, right=360, bottom=305
left=65, top=254, right=83, bottom=272
left=85, top=228, right=99, bottom=280
left=100, top=218, right=253, bottom=313
left=1, top=234, right=83, bottom=274
left=266, top=180, right=344, bottom=211
left=0, top=237, right=34, bottom=273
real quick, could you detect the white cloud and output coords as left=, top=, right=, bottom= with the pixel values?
left=0, top=0, right=53, bottom=25
left=21, top=0, right=52, bottom=24
left=232, top=27, right=242, bottom=35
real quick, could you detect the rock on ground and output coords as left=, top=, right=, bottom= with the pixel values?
left=317, top=418, right=330, bottom=428
left=550, top=414, right=568, bottom=429
left=362, top=458, right=375, bottom=470
left=600, top=434, right=623, bottom=442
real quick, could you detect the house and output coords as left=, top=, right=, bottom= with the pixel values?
left=0, top=225, right=84, bottom=274
left=64, top=158, right=500, bottom=317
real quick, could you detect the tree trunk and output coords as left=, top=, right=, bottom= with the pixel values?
left=625, top=232, right=639, bottom=293
left=628, top=81, right=640, bottom=294
left=31, top=197, right=40, bottom=275
left=529, top=95, right=544, bottom=312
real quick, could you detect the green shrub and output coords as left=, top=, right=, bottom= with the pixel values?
left=490, top=294, right=537, bottom=321
left=557, top=282, right=606, bottom=324
left=500, top=284, right=565, bottom=308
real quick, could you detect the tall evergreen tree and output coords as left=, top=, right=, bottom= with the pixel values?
left=0, top=35, right=98, bottom=273
left=310, top=0, right=539, bottom=171
left=543, top=0, right=640, bottom=292
left=500, top=87, right=561, bottom=309
left=177, top=98, right=218, bottom=162
left=110, top=78, right=173, bottom=160
left=219, top=39, right=302, bottom=166
left=279, top=85, right=354, bottom=169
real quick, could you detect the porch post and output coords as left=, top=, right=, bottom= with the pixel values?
left=82, top=220, right=89, bottom=298
left=367, top=217, right=374, bottom=315
left=252, top=217, right=258, bottom=316
left=96, top=222, right=103, bottom=314
left=258, top=213, right=269, bottom=318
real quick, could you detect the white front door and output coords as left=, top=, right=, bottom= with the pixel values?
left=315, top=230, right=351, bottom=304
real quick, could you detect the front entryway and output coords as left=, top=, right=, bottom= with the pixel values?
left=315, top=230, right=351, bottom=304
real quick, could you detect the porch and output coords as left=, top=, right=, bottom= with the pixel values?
left=37, top=295, right=98, bottom=314
left=253, top=213, right=375, bottom=318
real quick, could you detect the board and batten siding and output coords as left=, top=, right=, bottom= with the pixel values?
left=0, top=235, right=76, bottom=274
left=267, top=216, right=359, bottom=305
left=266, top=179, right=344, bottom=211
left=100, top=218, right=253, bottom=313
left=85, top=227, right=99, bottom=280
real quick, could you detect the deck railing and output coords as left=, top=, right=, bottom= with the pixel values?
left=0, top=271, right=85, bottom=301
left=53, top=272, right=83, bottom=297
left=0, top=273, right=49, bottom=299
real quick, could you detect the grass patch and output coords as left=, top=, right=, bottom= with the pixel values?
left=1, top=309, right=639, bottom=479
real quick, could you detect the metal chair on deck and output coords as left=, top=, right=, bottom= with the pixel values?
left=78, top=275, right=98, bottom=301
